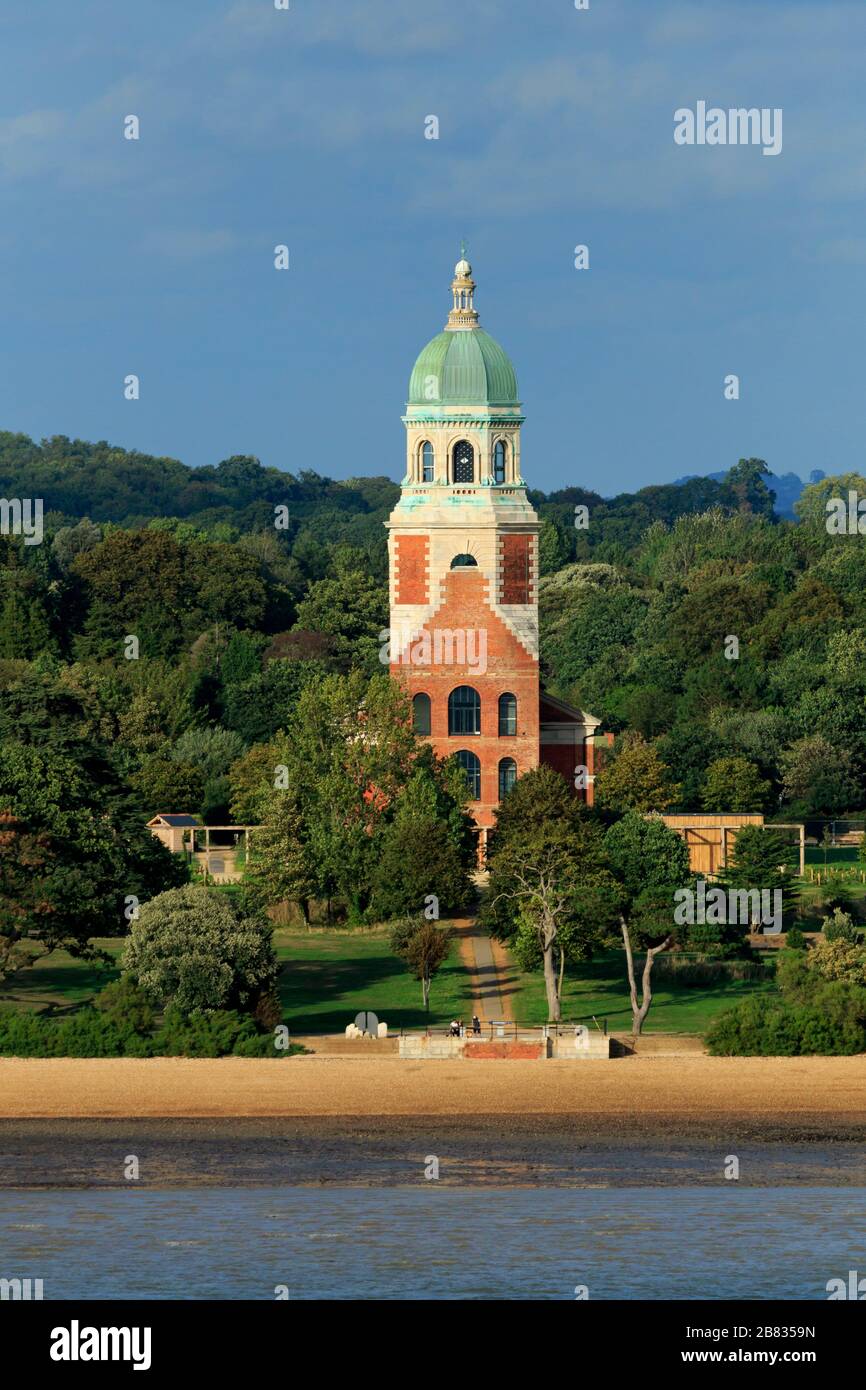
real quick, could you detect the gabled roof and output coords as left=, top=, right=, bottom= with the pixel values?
left=540, top=690, right=602, bottom=728
left=146, top=814, right=201, bottom=827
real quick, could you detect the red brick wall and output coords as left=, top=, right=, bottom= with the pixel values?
left=394, top=534, right=428, bottom=605
left=500, top=534, right=533, bottom=604
left=540, top=737, right=608, bottom=805
left=465, top=1041, right=546, bottom=1059
left=540, top=741, right=577, bottom=784
left=392, top=567, right=539, bottom=829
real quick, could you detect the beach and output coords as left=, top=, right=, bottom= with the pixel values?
left=2, top=1056, right=865, bottom=1189
left=1, top=1054, right=865, bottom=1126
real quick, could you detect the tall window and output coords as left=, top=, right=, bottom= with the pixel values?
left=421, top=441, right=434, bottom=482
left=448, top=685, right=481, bottom=735
left=498, top=692, right=517, bottom=736
left=453, top=440, right=474, bottom=484
left=493, top=440, right=507, bottom=485
left=412, top=692, right=431, bottom=735
left=457, top=750, right=481, bottom=800
left=498, top=757, right=517, bottom=799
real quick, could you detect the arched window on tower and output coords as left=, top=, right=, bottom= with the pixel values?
left=493, top=440, right=507, bottom=485
left=449, top=685, right=480, bottom=735
left=412, top=693, right=431, bottom=735
left=421, top=441, right=434, bottom=483
left=452, top=440, right=474, bottom=484
left=498, top=693, right=517, bottom=736
left=457, top=750, right=481, bottom=800
left=498, top=757, right=517, bottom=799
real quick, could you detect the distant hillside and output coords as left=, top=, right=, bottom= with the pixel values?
left=672, top=468, right=826, bottom=520
left=0, top=432, right=785, bottom=560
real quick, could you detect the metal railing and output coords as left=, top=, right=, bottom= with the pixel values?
left=423, top=1018, right=608, bottom=1041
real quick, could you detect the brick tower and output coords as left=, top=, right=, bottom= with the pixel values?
left=387, top=254, right=603, bottom=850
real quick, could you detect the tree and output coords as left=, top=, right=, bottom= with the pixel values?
left=595, top=733, right=680, bottom=812
left=389, top=915, right=454, bottom=1012
left=780, top=736, right=858, bottom=816
left=808, top=937, right=866, bottom=986
left=370, top=816, right=470, bottom=921
left=719, top=825, right=800, bottom=926
left=604, top=812, right=692, bottom=1035
left=130, top=756, right=204, bottom=813
left=489, top=819, right=613, bottom=1022
left=228, top=739, right=290, bottom=823
left=245, top=793, right=317, bottom=924
left=538, top=518, right=571, bottom=575
left=794, top=471, right=866, bottom=528
left=719, top=458, right=776, bottom=519
left=701, top=756, right=772, bottom=813
left=0, top=741, right=183, bottom=969
left=123, top=884, right=276, bottom=1015
left=0, top=811, right=52, bottom=981
left=116, top=694, right=167, bottom=760
left=171, top=727, right=246, bottom=783
left=247, top=671, right=430, bottom=922
left=487, top=763, right=585, bottom=856
left=50, top=517, right=102, bottom=576
left=293, top=570, right=388, bottom=674
left=222, top=658, right=330, bottom=743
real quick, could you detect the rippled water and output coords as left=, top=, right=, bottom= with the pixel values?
left=2, top=1187, right=865, bottom=1299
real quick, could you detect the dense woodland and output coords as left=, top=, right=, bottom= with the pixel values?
left=2, top=430, right=866, bottom=967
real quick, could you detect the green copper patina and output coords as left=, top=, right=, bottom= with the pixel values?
left=408, top=328, right=519, bottom=407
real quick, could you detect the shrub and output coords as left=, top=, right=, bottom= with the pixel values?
left=706, top=981, right=866, bottom=1056
left=0, top=1007, right=154, bottom=1058
left=654, top=956, right=767, bottom=987
left=0, top=979, right=292, bottom=1058
left=94, top=977, right=155, bottom=1034
left=153, top=1005, right=293, bottom=1058
left=124, top=884, right=276, bottom=1014
left=822, top=908, right=860, bottom=944
left=808, top=937, right=866, bottom=986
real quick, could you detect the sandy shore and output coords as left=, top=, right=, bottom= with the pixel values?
left=1, top=1054, right=865, bottom=1125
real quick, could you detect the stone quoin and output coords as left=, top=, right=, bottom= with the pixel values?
left=386, top=254, right=605, bottom=853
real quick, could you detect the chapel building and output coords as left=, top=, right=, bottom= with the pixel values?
left=386, top=255, right=603, bottom=851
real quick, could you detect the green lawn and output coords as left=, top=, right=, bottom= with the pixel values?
left=0, top=939, right=123, bottom=1015
left=274, top=927, right=472, bottom=1032
left=804, top=846, right=863, bottom=867
left=0, top=927, right=778, bottom=1038
left=796, top=860, right=866, bottom=926
left=504, top=950, right=778, bottom=1034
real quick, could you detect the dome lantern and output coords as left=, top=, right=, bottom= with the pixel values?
left=407, top=253, right=520, bottom=408
left=448, top=244, right=478, bottom=330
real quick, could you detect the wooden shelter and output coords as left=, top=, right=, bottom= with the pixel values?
left=659, top=814, right=805, bottom=877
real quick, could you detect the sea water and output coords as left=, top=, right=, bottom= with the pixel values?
left=1, top=1187, right=865, bottom=1300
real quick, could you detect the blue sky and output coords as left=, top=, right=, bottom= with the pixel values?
left=1, top=0, right=865, bottom=494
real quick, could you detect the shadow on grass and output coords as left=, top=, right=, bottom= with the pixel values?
left=1, top=959, right=120, bottom=1015
left=277, top=950, right=471, bottom=1034
left=499, top=948, right=776, bottom=1029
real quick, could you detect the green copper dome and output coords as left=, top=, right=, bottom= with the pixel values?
left=408, top=328, right=519, bottom=407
